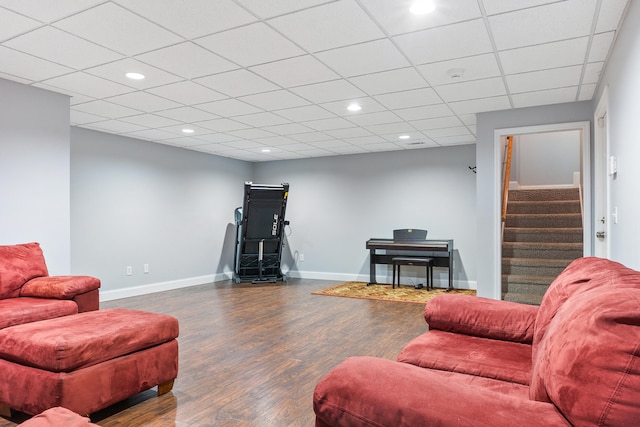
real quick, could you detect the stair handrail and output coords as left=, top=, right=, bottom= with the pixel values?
left=502, top=136, right=514, bottom=224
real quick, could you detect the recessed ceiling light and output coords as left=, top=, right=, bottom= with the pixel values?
left=261, top=148, right=272, bottom=153
left=347, top=103, right=362, bottom=112
left=125, top=72, right=145, bottom=80
left=182, top=128, right=194, bottom=134
left=399, top=135, right=411, bottom=140
left=410, top=1, right=436, bottom=14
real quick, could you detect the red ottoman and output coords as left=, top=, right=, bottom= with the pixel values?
left=0, top=309, right=179, bottom=416
left=18, top=407, right=99, bottom=426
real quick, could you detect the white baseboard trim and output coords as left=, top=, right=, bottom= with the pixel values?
left=100, top=273, right=223, bottom=302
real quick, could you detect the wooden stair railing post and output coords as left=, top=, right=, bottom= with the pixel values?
left=502, top=136, right=514, bottom=237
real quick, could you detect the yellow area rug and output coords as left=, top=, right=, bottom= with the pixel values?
left=312, top=281, right=476, bottom=304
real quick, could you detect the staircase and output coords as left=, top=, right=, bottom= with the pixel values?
left=502, top=187, right=583, bottom=305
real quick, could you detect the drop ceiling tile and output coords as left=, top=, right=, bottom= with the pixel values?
left=288, top=131, right=333, bottom=142
left=126, top=128, right=181, bottom=141
left=588, top=32, right=615, bottom=62
left=364, top=142, right=403, bottom=152
left=268, top=0, right=384, bottom=52
left=239, top=90, right=310, bottom=110
left=136, top=42, right=238, bottom=79
left=155, top=107, right=219, bottom=123
left=196, top=118, right=250, bottom=132
left=316, top=39, right=410, bottom=77
left=0, top=72, right=30, bottom=85
left=105, top=91, right=182, bottom=112
left=290, top=79, right=365, bottom=104
left=274, top=105, right=335, bottom=122
left=468, top=125, right=477, bottom=136
left=434, top=135, right=476, bottom=145
left=583, top=62, right=604, bottom=84
left=482, top=0, right=560, bottom=15
left=343, top=135, right=386, bottom=145
left=262, top=123, right=315, bottom=135
left=163, top=137, right=210, bottom=147
left=253, top=136, right=299, bottom=146
left=418, top=53, right=501, bottom=86
left=345, top=111, right=402, bottom=127
left=42, top=72, right=134, bottom=99
left=302, top=117, right=356, bottom=131
left=394, top=19, right=492, bottom=65
left=194, top=69, right=279, bottom=98
left=325, top=127, right=373, bottom=139
left=193, top=133, right=240, bottom=144
left=0, top=0, right=104, bottom=22
left=579, top=83, right=597, bottom=100
left=195, top=22, right=304, bottom=67
left=500, top=37, right=590, bottom=75
left=329, top=145, right=368, bottom=154
left=72, top=100, right=142, bottom=118
left=54, top=3, right=182, bottom=56
left=410, top=116, right=463, bottom=131
left=361, top=0, right=482, bottom=35
left=424, top=126, right=471, bottom=138
left=595, top=0, right=629, bottom=32
left=0, top=7, right=41, bottom=40
left=5, top=26, right=123, bottom=69
left=489, top=0, right=596, bottom=50
left=70, top=110, right=106, bottom=125
left=236, top=0, right=334, bottom=19
left=437, top=77, right=507, bottom=102
left=85, top=58, right=183, bottom=90
left=394, top=104, right=454, bottom=121
left=448, top=96, right=511, bottom=115
left=507, top=65, right=582, bottom=93
left=120, top=114, right=182, bottom=128
left=233, top=112, right=291, bottom=127
left=349, top=67, right=429, bottom=96
left=250, top=55, right=339, bottom=88
left=113, top=0, right=257, bottom=39
left=227, top=128, right=277, bottom=140
left=511, top=86, right=578, bottom=108
left=85, top=119, right=147, bottom=134
left=195, top=99, right=263, bottom=117
left=320, top=97, right=387, bottom=116
left=374, top=88, right=441, bottom=109
left=0, top=47, right=73, bottom=82
left=365, top=122, right=416, bottom=135
left=458, top=114, right=477, bottom=125
left=146, top=81, right=227, bottom=106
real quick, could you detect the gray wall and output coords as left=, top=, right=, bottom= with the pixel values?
left=254, top=144, right=477, bottom=288
left=0, top=79, right=71, bottom=274
left=594, top=0, right=640, bottom=270
left=476, top=101, right=593, bottom=298
left=71, top=128, right=252, bottom=299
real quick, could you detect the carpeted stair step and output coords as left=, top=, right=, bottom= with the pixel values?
left=502, top=242, right=583, bottom=259
left=503, top=281, right=553, bottom=296
left=502, top=274, right=556, bottom=286
left=503, top=292, right=544, bottom=305
left=503, top=227, right=583, bottom=243
left=507, top=200, right=581, bottom=214
left=502, top=257, right=572, bottom=277
left=505, top=213, right=582, bottom=228
left=508, top=188, right=580, bottom=202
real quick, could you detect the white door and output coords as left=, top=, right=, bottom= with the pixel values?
left=594, top=90, right=611, bottom=258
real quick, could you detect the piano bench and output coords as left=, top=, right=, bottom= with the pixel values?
left=392, top=257, right=433, bottom=290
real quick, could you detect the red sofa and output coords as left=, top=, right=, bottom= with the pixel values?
left=0, top=242, right=101, bottom=330
left=314, top=257, right=640, bottom=426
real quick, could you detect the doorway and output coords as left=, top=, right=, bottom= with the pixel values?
left=493, top=121, right=591, bottom=300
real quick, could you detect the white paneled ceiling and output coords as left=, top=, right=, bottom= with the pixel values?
left=0, top=0, right=630, bottom=161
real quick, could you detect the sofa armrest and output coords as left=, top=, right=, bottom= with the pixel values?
left=314, top=356, right=571, bottom=427
left=424, top=294, right=537, bottom=343
left=20, top=276, right=100, bottom=300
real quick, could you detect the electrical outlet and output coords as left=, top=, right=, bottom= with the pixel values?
left=299, top=253, right=305, bottom=262
left=144, top=263, right=149, bottom=274
left=126, top=266, right=132, bottom=276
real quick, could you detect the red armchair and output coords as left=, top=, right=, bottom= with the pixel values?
left=314, top=257, right=640, bottom=426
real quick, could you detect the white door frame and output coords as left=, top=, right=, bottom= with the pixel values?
left=594, top=86, right=611, bottom=258
left=493, top=121, right=591, bottom=299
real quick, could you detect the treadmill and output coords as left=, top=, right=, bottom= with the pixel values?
left=233, top=182, right=290, bottom=284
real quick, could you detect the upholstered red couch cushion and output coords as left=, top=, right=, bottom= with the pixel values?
left=0, top=298, right=77, bottom=330
left=20, top=276, right=100, bottom=299
left=0, top=308, right=179, bottom=372
left=0, top=243, right=48, bottom=299
left=530, top=286, right=640, bottom=425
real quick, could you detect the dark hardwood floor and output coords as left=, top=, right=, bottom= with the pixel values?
left=0, top=279, right=428, bottom=427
